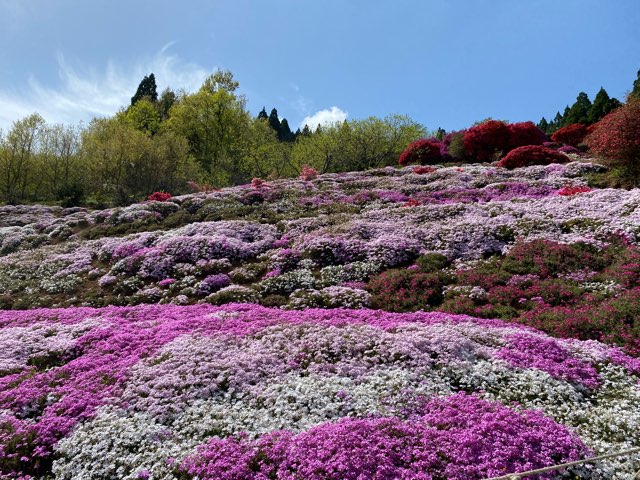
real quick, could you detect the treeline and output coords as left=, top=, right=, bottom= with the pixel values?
left=0, top=70, right=425, bottom=206
left=537, top=88, right=623, bottom=134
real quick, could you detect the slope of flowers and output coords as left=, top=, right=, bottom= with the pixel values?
left=1, top=304, right=640, bottom=479
left=2, top=161, right=638, bottom=313
left=2, top=160, right=640, bottom=479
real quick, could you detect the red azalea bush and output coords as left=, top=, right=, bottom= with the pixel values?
left=412, top=166, right=436, bottom=175
left=463, top=120, right=510, bottom=162
left=398, top=139, right=442, bottom=166
left=299, top=165, right=319, bottom=181
left=551, top=124, right=589, bottom=147
left=558, top=185, right=591, bottom=196
left=497, top=145, right=569, bottom=169
left=585, top=100, right=640, bottom=168
left=147, top=191, right=172, bottom=202
left=251, top=177, right=267, bottom=189
left=507, top=121, right=547, bottom=149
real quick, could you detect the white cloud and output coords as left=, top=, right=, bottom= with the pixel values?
left=300, top=106, right=348, bottom=130
left=0, top=45, right=210, bottom=130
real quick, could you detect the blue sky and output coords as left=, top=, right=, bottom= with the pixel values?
left=0, top=0, right=638, bottom=132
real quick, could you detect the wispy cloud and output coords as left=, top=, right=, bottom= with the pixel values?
left=300, top=106, right=348, bottom=130
left=0, top=45, right=210, bottom=130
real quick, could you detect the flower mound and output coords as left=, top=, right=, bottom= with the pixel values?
left=147, top=191, right=172, bottom=202
left=463, top=120, right=510, bottom=161
left=551, top=124, right=589, bottom=147
left=398, top=139, right=442, bottom=166
left=497, top=145, right=569, bottom=169
left=180, top=394, right=588, bottom=480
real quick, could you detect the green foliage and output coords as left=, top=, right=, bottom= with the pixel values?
left=588, top=87, right=621, bottom=124
left=122, top=98, right=161, bottom=135
left=131, top=73, right=158, bottom=105
left=564, top=92, right=592, bottom=126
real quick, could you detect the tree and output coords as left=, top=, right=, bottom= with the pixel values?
left=158, top=88, right=177, bottom=120
left=588, top=87, right=621, bottom=124
left=257, top=107, right=268, bottom=121
left=0, top=113, right=45, bottom=203
left=631, top=69, right=640, bottom=101
left=37, top=122, right=82, bottom=201
left=564, top=92, right=592, bottom=126
left=166, top=75, right=251, bottom=185
left=122, top=98, right=161, bottom=136
left=537, top=117, right=549, bottom=135
left=201, top=69, right=239, bottom=94
left=242, top=118, right=295, bottom=179
left=279, top=118, right=295, bottom=142
left=268, top=108, right=281, bottom=134
left=131, top=73, right=158, bottom=105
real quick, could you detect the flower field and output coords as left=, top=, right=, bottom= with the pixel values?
left=2, top=160, right=640, bottom=479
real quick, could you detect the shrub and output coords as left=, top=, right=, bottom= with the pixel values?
left=551, top=124, right=588, bottom=147
left=398, top=139, right=442, bottom=166
left=444, top=131, right=469, bottom=161
left=147, top=191, right=172, bottom=202
left=299, top=165, right=318, bottom=181
left=558, top=185, right=591, bottom=196
left=463, top=120, right=510, bottom=161
left=412, top=166, right=436, bottom=175
left=585, top=100, right=640, bottom=179
left=497, top=145, right=569, bottom=169
left=507, top=121, right=547, bottom=149
left=368, top=269, right=443, bottom=311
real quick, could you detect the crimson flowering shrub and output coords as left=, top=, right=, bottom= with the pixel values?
left=558, top=185, right=591, bottom=196
left=585, top=99, right=640, bottom=171
left=251, top=178, right=267, bottom=189
left=147, top=191, right=172, bottom=202
left=398, top=139, right=442, bottom=166
left=507, top=121, right=547, bottom=149
left=299, top=165, right=318, bottom=181
left=551, top=124, right=589, bottom=146
left=497, top=145, right=569, bottom=169
left=412, top=166, right=436, bottom=175
left=463, top=120, right=510, bottom=162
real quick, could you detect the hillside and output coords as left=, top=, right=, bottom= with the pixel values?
left=1, top=159, right=640, bottom=479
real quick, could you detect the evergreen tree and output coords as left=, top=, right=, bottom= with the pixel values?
left=537, top=117, right=549, bottom=134
left=279, top=118, right=294, bottom=142
left=564, top=92, right=591, bottom=125
left=589, top=87, right=621, bottom=124
left=158, top=88, right=176, bottom=120
left=435, top=127, right=446, bottom=141
left=301, top=124, right=312, bottom=136
left=257, top=107, right=268, bottom=121
left=131, top=73, right=158, bottom=106
left=630, top=69, right=640, bottom=101
left=268, top=108, right=281, bottom=133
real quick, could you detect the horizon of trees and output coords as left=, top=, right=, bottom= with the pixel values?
left=0, top=69, right=426, bottom=206
left=1, top=68, right=639, bottom=207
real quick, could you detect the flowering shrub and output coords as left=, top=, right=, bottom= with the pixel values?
left=412, top=166, right=436, bottom=175
left=507, top=121, right=547, bottom=149
left=497, top=145, right=569, bottom=169
left=463, top=120, right=510, bottom=161
left=552, top=123, right=589, bottom=147
left=585, top=99, right=640, bottom=169
left=147, top=191, right=172, bottom=202
left=398, top=139, right=442, bottom=165
left=250, top=177, right=267, bottom=189
left=299, top=165, right=318, bottom=181
left=558, top=185, right=592, bottom=196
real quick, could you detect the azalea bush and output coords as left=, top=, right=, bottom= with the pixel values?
left=551, top=123, right=589, bottom=147
left=398, top=139, right=442, bottom=165
left=463, top=120, right=510, bottom=161
left=586, top=99, right=640, bottom=183
left=497, top=145, right=569, bottom=169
